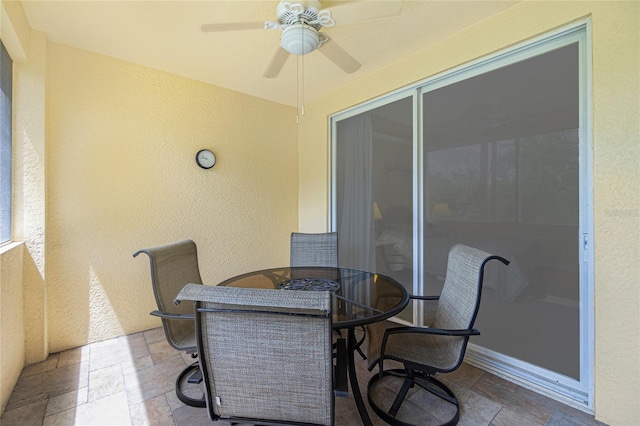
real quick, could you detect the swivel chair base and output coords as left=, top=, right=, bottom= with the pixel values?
left=176, top=362, right=206, bottom=408
left=367, top=368, right=460, bottom=426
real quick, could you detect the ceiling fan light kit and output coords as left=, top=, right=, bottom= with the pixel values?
left=276, top=1, right=332, bottom=55
left=201, top=0, right=402, bottom=77
left=281, top=24, right=321, bottom=55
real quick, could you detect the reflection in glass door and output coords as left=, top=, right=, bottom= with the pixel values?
left=422, top=44, right=581, bottom=380
left=334, top=95, right=415, bottom=323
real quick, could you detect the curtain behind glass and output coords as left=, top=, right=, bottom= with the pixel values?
left=336, top=114, right=375, bottom=271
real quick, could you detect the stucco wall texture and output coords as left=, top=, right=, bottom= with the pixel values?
left=0, top=244, right=25, bottom=414
left=45, top=43, right=298, bottom=352
left=14, top=28, right=48, bottom=366
left=297, top=2, right=639, bottom=425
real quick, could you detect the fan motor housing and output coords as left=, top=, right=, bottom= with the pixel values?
left=277, top=1, right=323, bottom=30
left=280, top=24, right=320, bottom=55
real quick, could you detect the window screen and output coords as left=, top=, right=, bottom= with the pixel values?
left=1, top=40, right=13, bottom=244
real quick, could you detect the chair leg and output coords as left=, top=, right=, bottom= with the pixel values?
left=187, top=367, right=202, bottom=384
left=388, top=375, right=413, bottom=417
left=334, top=338, right=349, bottom=397
left=176, top=362, right=206, bottom=408
left=354, top=325, right=367, bottom=360
left=367, top=368, right=460, bottom=426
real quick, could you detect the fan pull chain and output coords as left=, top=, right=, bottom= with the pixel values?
left=296, top=23, right=305, bottom=124
left=296, top=53, right=300, bottom=124
left=301, top=47, right=305, bottom=116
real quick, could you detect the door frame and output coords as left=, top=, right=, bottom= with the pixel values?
left=329, top=19, right=594, bottom=411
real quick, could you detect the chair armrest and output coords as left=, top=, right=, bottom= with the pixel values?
left=378, top=326, right=480, bottom=368
left=150, top=310, right=195, bottom=320
left=384, top=326, right=480, bottom=337
left=409, top=295, right=440, bottom=301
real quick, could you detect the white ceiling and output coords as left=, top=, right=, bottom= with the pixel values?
left=20, top=0, right=519, bottom=107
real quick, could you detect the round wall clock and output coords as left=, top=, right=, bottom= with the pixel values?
left=195, top=149, right=216, bottom=169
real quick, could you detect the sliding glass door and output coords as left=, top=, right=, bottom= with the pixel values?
left=422, top=43, right=581, bottom=380
left=331, top=24, right=591, bottom=405
left=334, top=95, right=415, bottom=322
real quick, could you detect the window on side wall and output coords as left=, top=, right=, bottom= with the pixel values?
left=0, top=40, right=13, bottom=244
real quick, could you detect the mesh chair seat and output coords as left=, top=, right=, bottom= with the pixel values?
left=177, top=284, right=335, bottom=426
left=366, top=244, right=509, bottom=426
left=290, top=232, right=338, bottom=267
left=133, top=239, right=205, bottom=407
left=171, top=330, right=196, bottom=351
left=366, top=321, right=466, bottom=372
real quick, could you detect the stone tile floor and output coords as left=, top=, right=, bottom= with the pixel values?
left=1, top=327, right=605, bottom=426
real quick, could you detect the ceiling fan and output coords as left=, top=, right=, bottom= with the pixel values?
left=201, top=0, right=402, bottom=78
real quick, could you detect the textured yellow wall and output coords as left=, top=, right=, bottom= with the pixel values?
left=298, top=2, right=639, bottom=424
left=0, top=243, right=25, bottom=414
left=13, top=29, right=48, bottom=365
left=45, top=43, right=298, bottom=352
left=590, top=3, right=640, bottom=423
left=1, top=0, right=38, bottom=413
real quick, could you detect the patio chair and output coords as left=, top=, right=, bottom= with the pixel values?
left=290, top=232, right=367, bottom=360
left=183, top=285, right=335, bottom=425
left=290, top=232, right=338, bottom=267
left=133, top=239, right=205, bottom=408
left=366, top=244, right=509, bottom=426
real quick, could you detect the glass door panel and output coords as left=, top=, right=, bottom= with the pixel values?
left=335, top=96, right=415, bottom=322
left=422, top=44, right=580, bottom=379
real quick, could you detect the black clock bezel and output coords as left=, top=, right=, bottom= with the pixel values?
left=195, top=149, right=216, bottom=169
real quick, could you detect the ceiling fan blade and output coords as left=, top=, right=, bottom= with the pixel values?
left=263, top=47, right=290, bottom=79
left=317, top=38, right=361, bottom=74
left=325, top=0, right=402, bottom=26
left=201, top=22, right=265, bottom=32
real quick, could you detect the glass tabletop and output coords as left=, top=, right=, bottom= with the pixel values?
left=218, top=267, right=410, bottom=329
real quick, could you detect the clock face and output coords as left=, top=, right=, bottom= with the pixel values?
left=196, top=149, right=216, bottom=169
